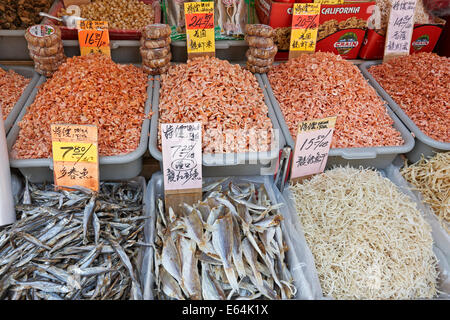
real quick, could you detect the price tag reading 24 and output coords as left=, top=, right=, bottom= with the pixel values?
left=290, top=116, right=336, bottom=181
left=51, top=124, right=99, bottom=192
left=184, top=2, right=215, bottom=57
left=77, top=20, right=111, bottom=57
left=289, top=3, right=321, bottom=59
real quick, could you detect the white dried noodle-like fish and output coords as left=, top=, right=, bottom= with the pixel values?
left=290, top=167, right=438, bottom=300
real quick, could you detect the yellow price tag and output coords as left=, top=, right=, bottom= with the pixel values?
left=52, top=141, right=98, bottom=163
left=289, top=3, right=321, bottom=58
left=51, top=124, right=99, bottom=192
left=184, top=2, right=215, bottom=57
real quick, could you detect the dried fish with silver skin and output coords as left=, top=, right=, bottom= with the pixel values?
left=154, top=178, right=294, bottom=300
left=0, top=181, right=146, bottom=300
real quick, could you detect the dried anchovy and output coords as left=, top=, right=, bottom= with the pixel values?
left=0, top=181, right=146, bottom=300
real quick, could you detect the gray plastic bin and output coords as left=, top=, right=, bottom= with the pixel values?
left=140, top=172, right=323, bottom=300
left=359, top=61, right=450, bottom=163
left=148, top=72, right=286, bottom=177
left=281, top=163, right=450, bottom=299
left=260, top=73, right=415, bottom=169
left=6, top=76, right=153, bottom=183
left=0, top=65, right=40, bottom=134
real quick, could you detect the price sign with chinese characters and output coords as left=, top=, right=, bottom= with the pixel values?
left=290, top=116, right=337, bottom=182
left=51, top=124, right=99, bottom=192
left=184, top=1, right=215, bottom=59
left=161, top=122, right=202, bottom=215
left=383, top=0, right=417, bottom=62
left=289, top=3, right=321, bottom=59
left=76, top=20, right=111, bottom=57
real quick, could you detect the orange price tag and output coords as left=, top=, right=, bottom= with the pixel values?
left=51, top=124, right=99, bottom=192
left=77, top=20, right=111, bottom=56
left=184, top=2, right=215, bottom=57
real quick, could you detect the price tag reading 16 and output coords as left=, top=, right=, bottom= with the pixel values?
left=77, top=20, right=111, bottom=57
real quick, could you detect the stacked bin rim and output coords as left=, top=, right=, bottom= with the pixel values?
left=148, top=68, right=286, bottom=175
left=259, top=63, right=415, bottom=169
left=6, top=72, right=153, bottom=183
left=359, top=61, right=450, bottom=163
left=0, top=65, right=40, bottom=135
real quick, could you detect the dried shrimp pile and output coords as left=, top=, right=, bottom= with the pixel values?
left=158, top=56, right=273, bottom=153
left=290, top=167, right=438, bottom=300
left=0, top=68, right=30, bottom=120
left=268, top=52, right=403, bottom=149
left=401, top=152, right=450, bottom=234
left=369, top=53, right=450, bottom=143
left=12, top=54, right=148, bottom=159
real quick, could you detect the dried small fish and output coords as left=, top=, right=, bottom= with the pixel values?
left=0, top=181, right=146, bottom=300
left=154, top=179, right=295, bottom=300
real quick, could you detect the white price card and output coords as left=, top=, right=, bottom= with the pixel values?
left=290, top=116, right=336, bottom=181
left=383, top=0, right=417, bottom=61
left=161, top=122, right=202, bottom=191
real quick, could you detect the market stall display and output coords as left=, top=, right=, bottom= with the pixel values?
left=25, top=24, right=66, bottom=77
left=245, top=24, right=276, bottom=74
left=360, top=52, right=450, bottom=162
left=255, top=1, right=374, bottom=60
left=287, top=167, right=439, bottom=300
left=0, top=178, right=147, bottom=300
left=263, top=52, right=414, bottom=168
left=7, top=54, right=152, bottom=183
left=149, top=56, right=285, bottom=176
left=0, top=65, right=40, bottom=134
left=142, top=173, right=323, bottom=300
left=43, top=0, right=161, bottom=40
left=140, top=24, right=172, bottom=75
left=0, top=0, right=54, bottom=30
left=401, top=152, right=450, bottom=234
left=359, top=0, right=446, bottom=59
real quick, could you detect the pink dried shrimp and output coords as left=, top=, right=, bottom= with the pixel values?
left=268, top=52, right=404, bottom=149
left=12, top=54, right=148, bottom=159
left=369, top=52, right=450, bottom=143
left=0, top=68, right=30, bottom=120
left=158, top=56, right=273, bottom=153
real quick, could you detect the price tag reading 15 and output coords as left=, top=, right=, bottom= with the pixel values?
left=76, top=20, right=111, bottom=57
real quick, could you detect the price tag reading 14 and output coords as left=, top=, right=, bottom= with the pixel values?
left=77, top=20, right=111, bottom=57
left=289, top=3, right=321, bottom=59
left=51, top=124, right=99, bottom=192
left=290, top=116, right=336, bottom=182
left=184, top=2, right=215, bottom=58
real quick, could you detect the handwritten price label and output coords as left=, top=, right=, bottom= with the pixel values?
left=161, top=122, right=202, bottom=191
left=290, top=116, right=336, bottom=181
left=76, top=20, right=111, bottom=57
left=383, top=0, right=417, bottom=61
left=289, top=3, right=321, bottom=58
left=51, top=124, right=99, bottom=192
left=184, top=2, right=215, bottom=57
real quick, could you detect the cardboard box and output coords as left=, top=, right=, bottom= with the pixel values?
left=359, top=21, right=446, bottom=59
left=255, top=0, right=375, bottom=59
